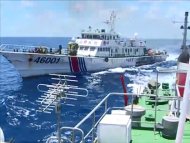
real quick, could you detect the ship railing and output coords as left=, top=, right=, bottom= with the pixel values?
left=46, top=127, right=85, bottom=143
left=56, top=92, right=180, bottom=143
left=0, top=44, right=48, bottom=52
left=0, top=44, right=68, bottom=55
left=156, top=67, right=188, bottom=101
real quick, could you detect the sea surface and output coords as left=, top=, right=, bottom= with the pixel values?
left=0, top=37, right=188, bottom=142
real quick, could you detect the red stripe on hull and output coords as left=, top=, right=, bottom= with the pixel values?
left=71, top=57, right=80, bottom=72
left=177, top=73, right=187, bottom=97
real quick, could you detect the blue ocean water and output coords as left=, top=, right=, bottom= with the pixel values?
left=0, top=37, right=186, bottom=142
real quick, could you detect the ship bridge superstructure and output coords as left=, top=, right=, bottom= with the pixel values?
left=76, top=29, right=147, bottom=58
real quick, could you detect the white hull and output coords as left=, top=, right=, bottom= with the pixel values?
left=1, top=51, right=167, bottom=77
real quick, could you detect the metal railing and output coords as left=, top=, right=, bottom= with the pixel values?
left=0, top=44, right=68, bottom=55
left=52, top=92, right=181, bottom=143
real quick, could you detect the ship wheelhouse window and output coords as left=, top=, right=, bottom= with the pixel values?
left=90, top=47, right=96, bottom=51
left=125, top=49, right=128, bottom=53
left=86, top=35, right=93, bottom=39
left=93, top=35, right=100, bottom=39
left=99, top=47, right=102, bottom=51
left=80, top=46, right=84, bottom=50
left=84, top=47, right=89, bottom=50
left=82, top=34, right=87, bottom=39
left=101, top=35, right=105, bottom=40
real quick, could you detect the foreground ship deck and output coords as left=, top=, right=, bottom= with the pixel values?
left=131, top=97, right=190, bottom=143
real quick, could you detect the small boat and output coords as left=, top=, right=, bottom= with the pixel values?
left=0, top=11, right=167, bottom=77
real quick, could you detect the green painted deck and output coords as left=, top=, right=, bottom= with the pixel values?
left=131, top=89, right=190, bottom=143
left=132, top=124, right=190, bottom=143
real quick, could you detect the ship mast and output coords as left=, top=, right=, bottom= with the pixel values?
left=178, top=12, right=190, bottom=63
left=181, top=12, right=189, bottom=50
left=104, top=11, right=116, bottom=33
left=175, top=12, right=190, bottom=143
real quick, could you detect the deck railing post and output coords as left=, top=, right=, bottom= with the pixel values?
left=105, top=99, right=108, bottom=112
left=92, top=112, right=96, bottom=142
left=154, top=70, right=159, bottom=134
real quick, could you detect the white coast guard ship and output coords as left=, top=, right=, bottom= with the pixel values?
left=0, top=11, right=167, bottom=77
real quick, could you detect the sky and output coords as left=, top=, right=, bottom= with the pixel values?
left=0, top=0, right=190, bottom=39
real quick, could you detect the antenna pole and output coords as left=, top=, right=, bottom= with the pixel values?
left=110, top=11, right=116, bottom=33
left=56, top=93, right=62, bottom=143
left=182, top=12, right=188, bottom=50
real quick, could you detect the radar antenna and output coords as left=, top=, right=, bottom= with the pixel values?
left=36, top=74, right=88, bottom=143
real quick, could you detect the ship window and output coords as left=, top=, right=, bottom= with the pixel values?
left=106, top=36, right=109, bottom=40
left=80, top=46, right=84, bottom=50
left=93, top=35, right=100, bottom=39
left=101, top=35, right=105, bottom=40
left=130, top=49, right=132, bottom=52
left=110, top=36, right=112, bottom=40
left=86, top=35, right=92, bottom=39
left=82, top=34, right=87, bottom=39
left=115, top=49, right=118, bottom=53
left=90, top=47, right=95, bottom=51
left=84, top=47, right=89, bottom=50
left=125, top=49, right=128, bottom=53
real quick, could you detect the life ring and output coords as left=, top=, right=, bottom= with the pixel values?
left=104, top=57, right=109, bottom=62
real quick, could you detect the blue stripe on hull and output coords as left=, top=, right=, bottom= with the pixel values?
left=82, top=58, right=87, bottom=72
left=79, top=57, right=87, bottom=72
left=69, top=57, right=87, bottom=73
left=68, top=57, right=73, bottom=72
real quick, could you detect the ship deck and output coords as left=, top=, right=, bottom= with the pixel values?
left=132, top=124, right=190, bottom=143
left=131, top=94, right=190, bottom=143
